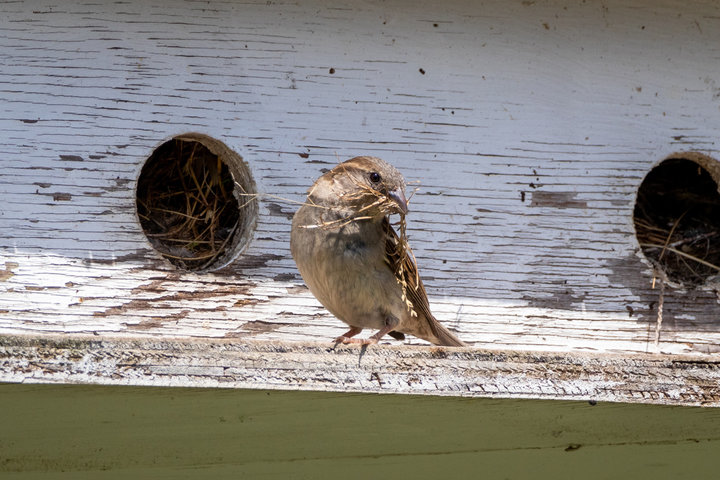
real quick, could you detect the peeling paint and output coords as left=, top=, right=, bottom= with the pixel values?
left=530, top=191, right=588, bottom=209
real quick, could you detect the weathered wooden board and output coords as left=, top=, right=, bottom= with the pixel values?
left=2, top=334, right=720, bottom=406
left=3, top=383, right=720, bottom=479
left=1, top=0, right=720, bottom=397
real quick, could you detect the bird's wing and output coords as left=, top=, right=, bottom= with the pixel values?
left=382, top=217, right=437, bottom=329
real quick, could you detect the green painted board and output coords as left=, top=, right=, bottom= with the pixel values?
left=1, top=383, right=719, bottom=479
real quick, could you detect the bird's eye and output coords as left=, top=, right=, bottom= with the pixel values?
left=369, top=172, right=382, bottom=183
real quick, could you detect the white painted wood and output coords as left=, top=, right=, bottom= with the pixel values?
left=1, top=0, right=720, bottom=401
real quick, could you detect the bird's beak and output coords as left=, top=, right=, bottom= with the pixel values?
left=387, top=189, right=409, bottom=215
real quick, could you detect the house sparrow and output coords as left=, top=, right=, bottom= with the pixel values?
left=290, top=156, right=465, bottom=347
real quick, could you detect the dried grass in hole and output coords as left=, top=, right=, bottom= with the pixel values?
left=633, top=158, right=720, bottom=287
left=137, top=138, right=241, bottom=270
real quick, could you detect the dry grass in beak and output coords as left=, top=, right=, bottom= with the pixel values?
left=392, top=214, right=419, bottom=318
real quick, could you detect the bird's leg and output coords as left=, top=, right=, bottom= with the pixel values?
left=336, top=319, right=398, bottom=345
left=334, top=326, right=363, bottom=344
left=365, top=323, right=397, bottom=344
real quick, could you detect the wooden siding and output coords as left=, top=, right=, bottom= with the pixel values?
left=1, top=0, right=719, bottom=401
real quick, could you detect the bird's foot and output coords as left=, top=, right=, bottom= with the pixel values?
left=334, top=336, right=379, bottom=345
left=333, top=326, right=364, bottom=346
left=334, top=324, right=396, bottom=346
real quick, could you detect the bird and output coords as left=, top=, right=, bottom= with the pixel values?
left=290, top=156, right=465, bottom=347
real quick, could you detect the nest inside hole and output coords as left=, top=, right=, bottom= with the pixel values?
left=136, top=138, right=243, bottom=271
left=633, top=158, right=720, bottom=287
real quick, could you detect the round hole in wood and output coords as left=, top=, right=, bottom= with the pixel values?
left=633, top=152, right=720, bottom=287
left=136, top=133, right=257, bottom=271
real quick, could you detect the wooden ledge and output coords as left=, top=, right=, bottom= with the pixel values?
left=1, top=334, right=718, bottom=407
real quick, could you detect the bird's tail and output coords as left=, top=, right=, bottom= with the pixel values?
left=428, top=317, right=466, bottom=347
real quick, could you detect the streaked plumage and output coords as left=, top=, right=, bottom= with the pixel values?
left=290, top=156, right=465, bottom=347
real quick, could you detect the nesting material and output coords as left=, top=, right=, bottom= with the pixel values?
left=301, top=179, right=418, bottom=316
left=351, top=182, right=419, bottom=318
left=634, top=157, right=720, bottom=287
left=136, top=138, right=242, bottom=270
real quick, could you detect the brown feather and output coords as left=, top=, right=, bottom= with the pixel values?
left=292, top=155, right=465, bottom=347
left=383, top=218, right=465, bottom=347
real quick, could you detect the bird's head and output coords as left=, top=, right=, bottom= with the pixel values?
left=314, top=156, right=409, bottom=217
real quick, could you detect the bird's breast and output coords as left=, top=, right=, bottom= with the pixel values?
left=342, top=238, right=367, bottom=257
left=290, top=210, right=401, bottom=329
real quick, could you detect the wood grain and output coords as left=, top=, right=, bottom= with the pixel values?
left=2, top=334, right=720, bottom=406
left=1, top=0, right=720, bottom=399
